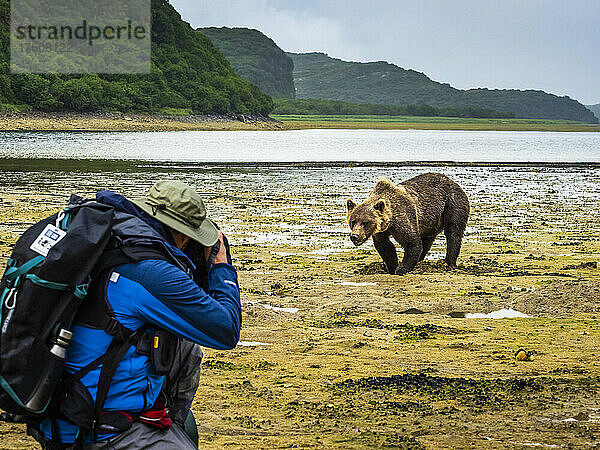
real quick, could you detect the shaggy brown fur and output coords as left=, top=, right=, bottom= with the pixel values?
left=347, top=173, right=470, bottom=275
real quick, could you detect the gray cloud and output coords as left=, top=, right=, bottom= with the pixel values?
left=173, top=0, right=600, bottom=104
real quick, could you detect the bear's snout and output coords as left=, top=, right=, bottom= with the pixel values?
left=350, top=233, right=363, bottom=246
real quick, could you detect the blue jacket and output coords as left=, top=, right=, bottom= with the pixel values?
left=42, top=191, right=241, bottom=443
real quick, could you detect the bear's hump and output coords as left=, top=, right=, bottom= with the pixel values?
left=372, top=178, right=394, bottom=194
left=372, top=178, right=408, bottom=197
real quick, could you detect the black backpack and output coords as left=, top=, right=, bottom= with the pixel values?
left=0, top=195, right=200, bottom=445
left=0, top=196, right=114, bottom=416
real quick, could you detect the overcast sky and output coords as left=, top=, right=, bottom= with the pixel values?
left=171, top=0, right=600, bottom=105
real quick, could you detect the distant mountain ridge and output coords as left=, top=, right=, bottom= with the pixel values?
left=198, top=27, right=295, bottom=98
left=586, top=104, right=600, bottom=121
left=188, top=24, right=597, bottom=122
left=289, top=52, right=597, bottom=123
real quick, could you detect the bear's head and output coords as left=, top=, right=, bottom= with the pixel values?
left=346, top=198, right=391, bottom=246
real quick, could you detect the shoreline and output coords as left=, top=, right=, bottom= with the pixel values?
left=0, top=111, right=286, bottom=132
left=1, top=111, right=599, bottom=132
left=1, top=158, right=599, bottom=172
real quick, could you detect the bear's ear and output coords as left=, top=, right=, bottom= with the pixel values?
left=347, top=199, right=356, bottom=211
left=373, top=200, right=387, bottom=213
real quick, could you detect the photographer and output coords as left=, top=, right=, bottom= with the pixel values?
left=36, top=180, right=241, bottom=449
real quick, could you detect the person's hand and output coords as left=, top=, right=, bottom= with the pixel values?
left=204, top=231, right=229, bottom=265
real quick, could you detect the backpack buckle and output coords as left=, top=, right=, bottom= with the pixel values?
left=5, top=288, right=18, bottom=310
left=104, top=318, right=121, bottom=336
left=55, top=210, right=66, bottom=229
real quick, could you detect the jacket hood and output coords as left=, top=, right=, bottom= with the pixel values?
left=96, top=190, right=195, bottom=271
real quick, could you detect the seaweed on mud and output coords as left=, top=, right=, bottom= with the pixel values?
left=502, top=270, right=539, bottom=277
left=550, top=367, right=587, bottom=375
left=203, top=359, right=276, bottom=372
left=355, top=261, right=386, bottom=275
left=242, top=287, right=265, bottom=295
left=393, top=323, right=445, bottom=340
left=458, top=256, right=503, bottom=275
left=410, top=260, right=453, bottom=274
left=223, top=415, right=271, bottom=429
left=356, top=260, right=457, bottom=275
left=375, top=400, right=433, bottom=414
left=398, top=307, right=426, bottom=315
left=315, top=312, right=458, bottom=340
left=552, top=240, right=585, bottom=247
left=459, top=256, right=581, bottom=278
left=330, top=307, right=361, bottom=319
left=228, top=380, right=257, bottom=393
left=352, top=341, right=367, bottom=348
left=237, top=257, right=263, bottom=271
left=539, top=271, right=576, bottom=278
left=467, top=288, right=495, bottom=296
left=254, top=361, right=277, bottom=370
left=563, top=261, right=598, bottom=270
left=525, top=254, right=550, bottom=261
left=270, top=282, right=291, bottom=296
left=284, top=400, right=348, bottom=420
left=332, top=374, right=544, bottom=409
left=354, top=431, right=426, bottom=449
left=203, top=360, right=239, bottom=371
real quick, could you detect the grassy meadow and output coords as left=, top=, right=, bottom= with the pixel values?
left=274, top=114, right=600, bottom=132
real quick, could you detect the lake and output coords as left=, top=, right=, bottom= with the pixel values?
left=0, top=129, right=599, bottom=162
left=1, top=128, right=598, bottom=248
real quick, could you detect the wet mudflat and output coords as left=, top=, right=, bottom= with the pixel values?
left=0, top=161, right=599, bottom=449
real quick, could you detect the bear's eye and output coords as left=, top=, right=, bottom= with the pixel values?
left=362, top=221, right=370, bottom=228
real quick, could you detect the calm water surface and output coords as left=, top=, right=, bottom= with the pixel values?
left=0, top=129, right=599, bottom=162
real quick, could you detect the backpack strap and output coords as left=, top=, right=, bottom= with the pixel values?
left=91, top=322, right=146, bottom=441
left=95, top=234, right=179, bottom=274
left=67, top=321, right=146, bottom=444
left=63, top=239, right=180, bottom=443
left=73, top=243, right=170, bottom=331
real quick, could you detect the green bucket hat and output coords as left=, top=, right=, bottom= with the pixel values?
left=133, top=180, right=219, bottom=246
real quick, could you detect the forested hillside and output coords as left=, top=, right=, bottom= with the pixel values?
left=199, top=27, right=294, bottom=98
left=273, top=98, right=515, bottom=118
left=0, top=0, right=272, bottom=115
left=586, top=104, right=600, bottom=121
left=289, top=52, right=598, bottom=123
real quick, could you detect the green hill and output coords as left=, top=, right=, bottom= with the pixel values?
left=0, top=0, right=272, bottom=115
left=586, top=104, right=600, bottom=121
left=198, top=27, right=294, bottom=99
left=289, top=52, right=598, bottom=123
left=272, top=97, right=516, bottom=119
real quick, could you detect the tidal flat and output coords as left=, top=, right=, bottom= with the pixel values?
left=1, top=112, right=599, bottom=133
left=0, top=112, right=285, bottom=132
left=0, top=162, right=599, bottom=449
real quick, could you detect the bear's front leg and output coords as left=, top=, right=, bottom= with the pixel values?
left=373, top=233, right=398, bottom=274
left=395, top=239, right=423, bottom=275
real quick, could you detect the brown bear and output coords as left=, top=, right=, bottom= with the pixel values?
left=346, top=173, right=469, bottom=275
